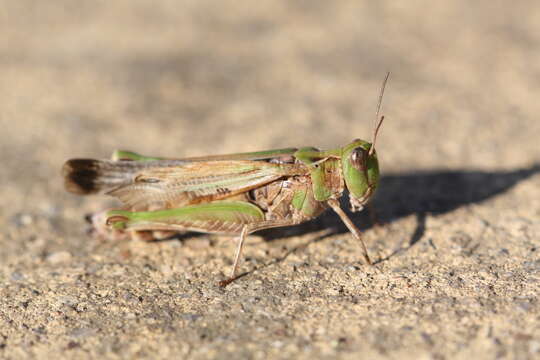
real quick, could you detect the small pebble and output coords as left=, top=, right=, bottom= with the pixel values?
left=10, top=271, right=24, bottom=281
left=47, top=251, right=72, bottom=264
left=11, top=213, right=33, bottom=227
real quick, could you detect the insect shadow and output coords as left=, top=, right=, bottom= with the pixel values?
left=258, top=164, right=540, bottom=259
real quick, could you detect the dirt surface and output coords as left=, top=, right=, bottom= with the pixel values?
left=1, top=1, right=539, bottom=359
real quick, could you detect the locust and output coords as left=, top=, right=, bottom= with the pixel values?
left=62, top=74, right=389, bottom=286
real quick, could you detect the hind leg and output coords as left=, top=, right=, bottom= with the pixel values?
left=86, top=209, right=180, bottom=241
left=86, top=209, right=130, bottom=241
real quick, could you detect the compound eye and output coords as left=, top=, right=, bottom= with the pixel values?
left=349, top=147, right=367, bottom=172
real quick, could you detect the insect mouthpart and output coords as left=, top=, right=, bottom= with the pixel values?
left=349, top=186, right=373, bottom=212
left=349, top=195, right=365, bottom=212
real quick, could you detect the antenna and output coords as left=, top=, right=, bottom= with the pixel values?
left=369, top=72, right=390, bottom=156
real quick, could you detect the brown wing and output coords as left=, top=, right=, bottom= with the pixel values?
left=107, top=160, right=305, bottom=210
left=64, top=160, right=307, bottom=211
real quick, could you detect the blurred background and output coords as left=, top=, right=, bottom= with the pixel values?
left=2, top=1, right=538, bottom=201
left=0, top=1, right=539, bottom=358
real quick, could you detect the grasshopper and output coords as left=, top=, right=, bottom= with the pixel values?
left=63, top=74, right=389, bottom=286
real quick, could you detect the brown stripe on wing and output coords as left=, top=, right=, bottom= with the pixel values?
left=62, top=159, right=138, bottom=194
left=62, top=158, right=193, bottom=195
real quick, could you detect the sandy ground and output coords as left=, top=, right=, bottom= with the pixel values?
left=1, top=1, right=539, bottom=359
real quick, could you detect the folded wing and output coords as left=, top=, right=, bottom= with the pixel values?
left=63, top=159, right=306, bottom=210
